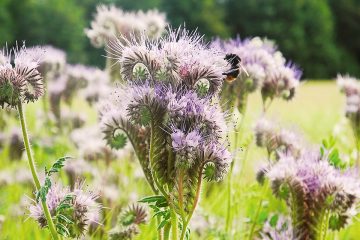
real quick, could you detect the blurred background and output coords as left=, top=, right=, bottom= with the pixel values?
left=1, top=0, right=359, bottom=79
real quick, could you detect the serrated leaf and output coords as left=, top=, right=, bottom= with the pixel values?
left=47, top=156, right=71, bottom=176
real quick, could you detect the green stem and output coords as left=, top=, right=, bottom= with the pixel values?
left=163, top=222, right=171, bottom=240
left=317, top=209, right=330, bottom=240
left=170, top=207, right=178, bottom=240
left=180, top=171, right=203, bottom=240
left=322, top=211, right=330, bottom=240
left=248, top=181, right=268, bottom=240
left=17, top=102, right=59, bottom=240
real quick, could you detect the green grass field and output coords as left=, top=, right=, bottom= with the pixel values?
left=1, top=80, right=359, bottom=240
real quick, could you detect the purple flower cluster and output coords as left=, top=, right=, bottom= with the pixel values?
left=254, top=118, right=303, bottom=160
left=0, top=43, right=44, bottom=108
left=100, top=28, right=231, bottom=227
left=27, top=45, right=66, bottom=78
left=85, top=5, right=167, bottom=48
left=212, top=37, right=302, bottom=112
left=267, top=151, right=360, bottom=239
left=337, top=75, right=360, bottom=141
left=29, top=181, right=101, bottom=238
left=113, top=27, right=228, bottom=96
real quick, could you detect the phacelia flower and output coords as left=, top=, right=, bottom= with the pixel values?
left=111, top=27, right=228, bottom=96
left=85, top=5, right=167, bottom=48
left=27, top=45, right=66, bottom=78
left=254, top=118, right=303, bottom=160
left=212, top=37, right=302, bottom=113
left=337, top=74, right=360, bottom=97
left=108, top=203, right=148, bottom=240
left=100, top=27, right=231, bottom=233
left=29, top=181, right=101, bottom=238
left=267, top=151, right=360, bottom=239
left=0, top=43, right=44, bottom=108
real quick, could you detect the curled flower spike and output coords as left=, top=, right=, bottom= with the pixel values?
left=212, top=37, right=302, bottom=113
left=100, top=27, right=231, bottom=238
left=85, top=5, right=167, bottom=48
left=337, top=74, right=360, bottom=166
left=108, top=203, right=148, bottom=240
left=337, top=74, right=360, bottom=97
left=0, top=43, right=44, bottom=108
left=261, top=63, right=301, bottom=102
left=109, top=27, right=228, bottom=96
left=29, top=181, right=101, bottom=238
left=267, top=151, right=360, bottom=239
left=27, top=45, right=66, bottom=78
left=254, top=118, right=303, bottom=160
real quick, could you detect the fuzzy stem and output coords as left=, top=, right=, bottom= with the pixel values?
left=317, top=209, right=330, bottom=240
left=322, top=211, right=330, bottom=240
left=163, top=222, right=171, bottom=240
left=180, top=171, right=203, bottom=240
left=248, top=181, right=269, bottom=240
left=170, top=207, right=178, bottom=240
left=17, top=102, right=59, bottom=240
left=178, top=170, right=186, bottom=219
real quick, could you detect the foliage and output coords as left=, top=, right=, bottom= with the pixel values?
left=0, top=0, right=359, bottom=78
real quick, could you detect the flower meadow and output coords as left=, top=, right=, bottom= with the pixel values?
left=1, top=5, right=360, bottom=240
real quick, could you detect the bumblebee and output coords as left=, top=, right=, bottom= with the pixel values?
left=223, top=53, right=241, bottom=82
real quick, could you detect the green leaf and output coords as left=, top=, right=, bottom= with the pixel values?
left=269, top=214, right=279, bottom=227
left=110, top=131, right=127, bottom=150
left=138, top=195, right=166, bottom=203
left=47, top=156, right=71, bottom=176
left=57, top=214, right=74, bottom=224
left=157, top=219, right=169, bottom=230
left=56, top=222, right=71, bottom=237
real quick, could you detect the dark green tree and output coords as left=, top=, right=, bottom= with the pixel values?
left=160, top=0, right=230, bottom=38
left=224, top=0, right=355, bottom=78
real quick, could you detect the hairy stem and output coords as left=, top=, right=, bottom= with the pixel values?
left=17, top=102, right=59, bottom=240
left=170, top=207, right=178, bottom=240
left=163, top=222, right=171, bottom=240
left=180, top=170, right=203, bottom=240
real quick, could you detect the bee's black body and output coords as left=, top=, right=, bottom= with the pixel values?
left=223, top=54, right=241, bottom=82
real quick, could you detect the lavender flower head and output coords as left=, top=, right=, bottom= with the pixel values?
left=212, top=37, right=301, bottom=112
left=85, top=5, right=167, bottom=48
left=100, top=27, right=231, bottom=231
left=27, top=45, right=66, bottom=78
left=0, top=42, right=44, bottom=108
left=337, top=74, right=360, bottom=147
left=337, top=74, right=360, bottom=97
left=267, top=151, right=360, bottom=239
left=63, top=64, right=98, bottom=105
left=79, top=68, right=110, bottom=105
left=254, top=118, right=303, bottom=160
left=29, top=181, right=101, bottom=238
